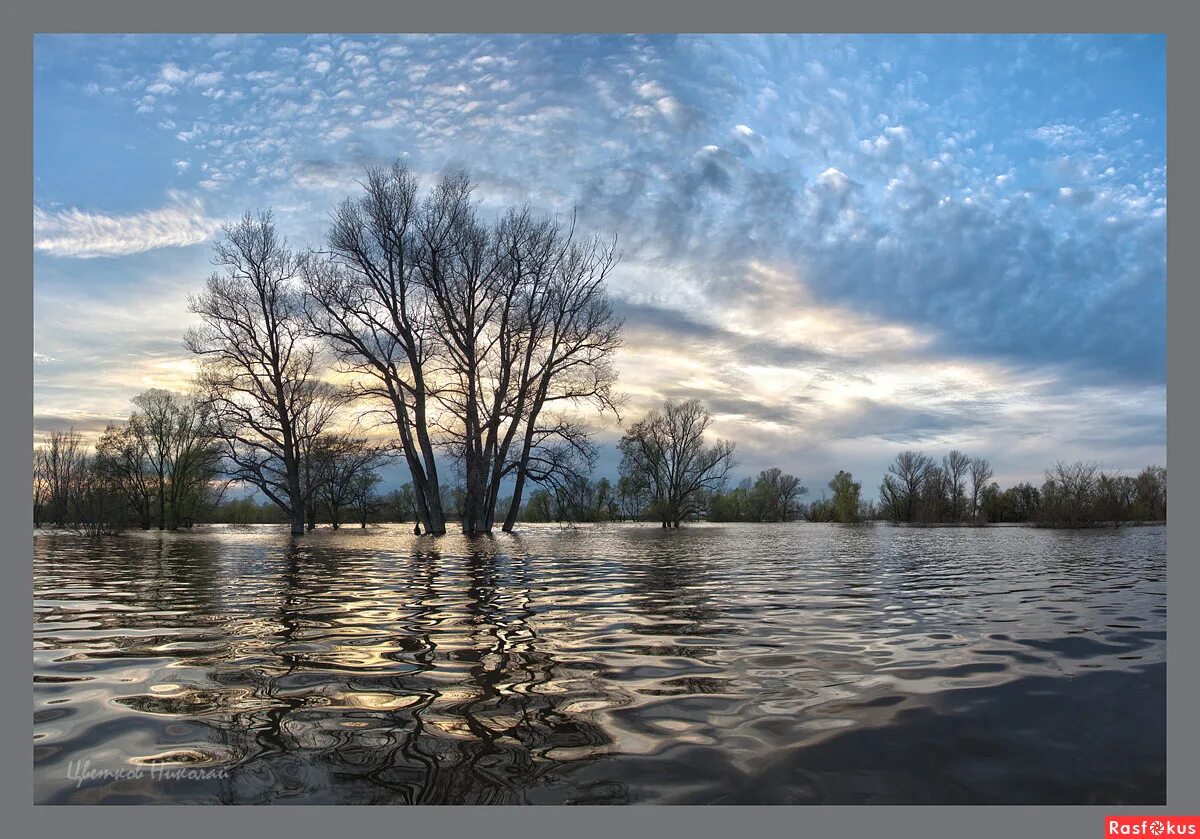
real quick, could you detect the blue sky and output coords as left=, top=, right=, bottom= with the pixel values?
left=33, top=34, right=1166, bottom=494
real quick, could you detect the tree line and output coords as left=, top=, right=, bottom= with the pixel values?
left=32, top=389, right=394, bottom=534
left=874, top=450, right=1166, bottom=527
left=33, top=391, right=1166, bottom=533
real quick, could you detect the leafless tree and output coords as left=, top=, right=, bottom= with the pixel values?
left=968, top=456, right=994, bottom=522
left=617, top=473, right=650, bottom=522
left=310, top=434, right=393, bottom=528
left=618, top=399, right=737, bottom=528
left=94, top=422, right=155, bottom=529
left=349, top=470, right=383, bottom=528
left=303, top=164, right=449, bottom=534
left=492, top=214, right=622, bottom=532
left=1039, top=460, right=1100, bottom=527
left=887, top=450, right=932, bottom=523
left=187, top=212, right=336, bottom=535
left=125, top=389, right=221, bottom=529
left=33, top=446, right=49, bottom=527
left=36, top=428, right=87, bottom=527
left=942, top=450, right=970, bottom=522
left=413, top=180, right=622, bottom=534
left=305, top=163, right=621, bottom=535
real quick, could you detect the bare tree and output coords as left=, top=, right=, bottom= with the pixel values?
left=1039, top=460, right=1100, bottom=527
left=383, top=483, right=417, bottom=523
left=942, top=450, right=970, bottom=522
left=349, top=470, right=383, bottom=528
left=617, top=473, right=650, bottom=522
left=413, top=181, right=621, bottom=534
left=187, top=212, right=336, bottom=536
left=618, top=399, right=737, bottom=528
left=37, top=428, right=87, bottom=527
left=494, top=216, right=622, bottom=532
left=94, top=422, right=155, bottom=529
left=310, top=434, right=392, bottom=528
left=33, top=446, right=49, bottom=528
left=303, top=164, right=448, bottom=535
left=126, top=389, right=220, bottom=529
left=886, top=450, right=932, bottom=523
left=968, top=456, right=994, bottom=522
left=304, top=164, right=621, bottom=535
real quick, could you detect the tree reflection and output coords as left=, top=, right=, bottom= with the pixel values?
left=188, top=540, right=625, bottom=804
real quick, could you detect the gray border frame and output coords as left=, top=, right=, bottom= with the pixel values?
left=6, top=3, right=1193, bottom=838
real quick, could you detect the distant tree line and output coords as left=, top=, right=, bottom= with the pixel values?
left=33, top=388, right=395, bottom=533
left=875, top=450, right=1166, bottom=527
left=708, top=468, right=807, bottom=522
left=35, top=390, right=1164, bottom=533
left=877, top=449, right=995, bottom=525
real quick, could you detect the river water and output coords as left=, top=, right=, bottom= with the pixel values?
left=33, top=522, right=1166, bottom=804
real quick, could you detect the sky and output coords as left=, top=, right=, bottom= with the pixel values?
left=33, top=34, right=1167, bottom=495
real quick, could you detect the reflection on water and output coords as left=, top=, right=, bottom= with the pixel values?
left=34, top=523, right=1165, bottom=804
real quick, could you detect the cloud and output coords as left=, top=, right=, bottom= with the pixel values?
left=32, top=34, right=1165, bottom=487
left=33, top=194, right=221, bottom=258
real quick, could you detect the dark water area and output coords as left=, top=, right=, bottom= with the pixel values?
left=33, top=522, right=1166, bottom=805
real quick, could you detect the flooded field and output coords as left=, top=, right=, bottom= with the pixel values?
left=33, top=522, right=1166, bottom=804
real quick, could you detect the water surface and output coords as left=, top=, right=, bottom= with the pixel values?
left=34, top=522, right=1166, bottom=804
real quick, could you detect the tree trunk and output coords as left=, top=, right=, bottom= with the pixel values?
left=290, top=504, right=305, bottom=536
left=502, top=480, right=526, bottom=533
left=158, top=475, right=166, bottom=530
left=288, top=465, right=305, bottom=535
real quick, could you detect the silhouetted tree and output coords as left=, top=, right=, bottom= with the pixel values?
left=942, top=450, right=970, bottom=522
left=310, top=434, right=392, bottom=528
left=37, top=428, right=86, bottom=527
left=383, top=483, right=417, bottom=522
left=618, top=399, right=736, bottom=528
left=349, top=469, right=383, bottom=528
left=303, top=163, right=622, bottom=536
left=187, top=212, right=337, bottom=535
left=617, top=473, right=650, bottom=521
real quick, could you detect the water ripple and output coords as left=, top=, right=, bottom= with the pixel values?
left=33, top=522, right=1165, bottom=804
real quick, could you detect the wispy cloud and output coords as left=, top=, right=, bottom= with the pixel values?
left=33, top=193, right=220, bottom=258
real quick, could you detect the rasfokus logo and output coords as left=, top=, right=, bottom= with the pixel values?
left=1107, top=817, right=1200, bottom=837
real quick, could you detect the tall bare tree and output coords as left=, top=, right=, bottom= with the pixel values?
left=305, top=163, right=621, bottom=535
left=968, top=456, right=994, bottom=522
left=303, top=164, right=449, bottom=534
left=886, top=450, right=932, bottom=523
left=187, top=212, right=336, bottom=536
left=942, top=449, right=970, bottom=522
left=618, top=399, right=736, bottom=528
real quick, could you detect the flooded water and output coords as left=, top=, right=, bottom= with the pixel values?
left=33, top=522, right=1165, bottom=805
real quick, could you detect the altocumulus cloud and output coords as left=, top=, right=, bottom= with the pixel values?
left=33, top=192, right=221, bottom=258
left=32, top=34, right=1165, bottom=485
